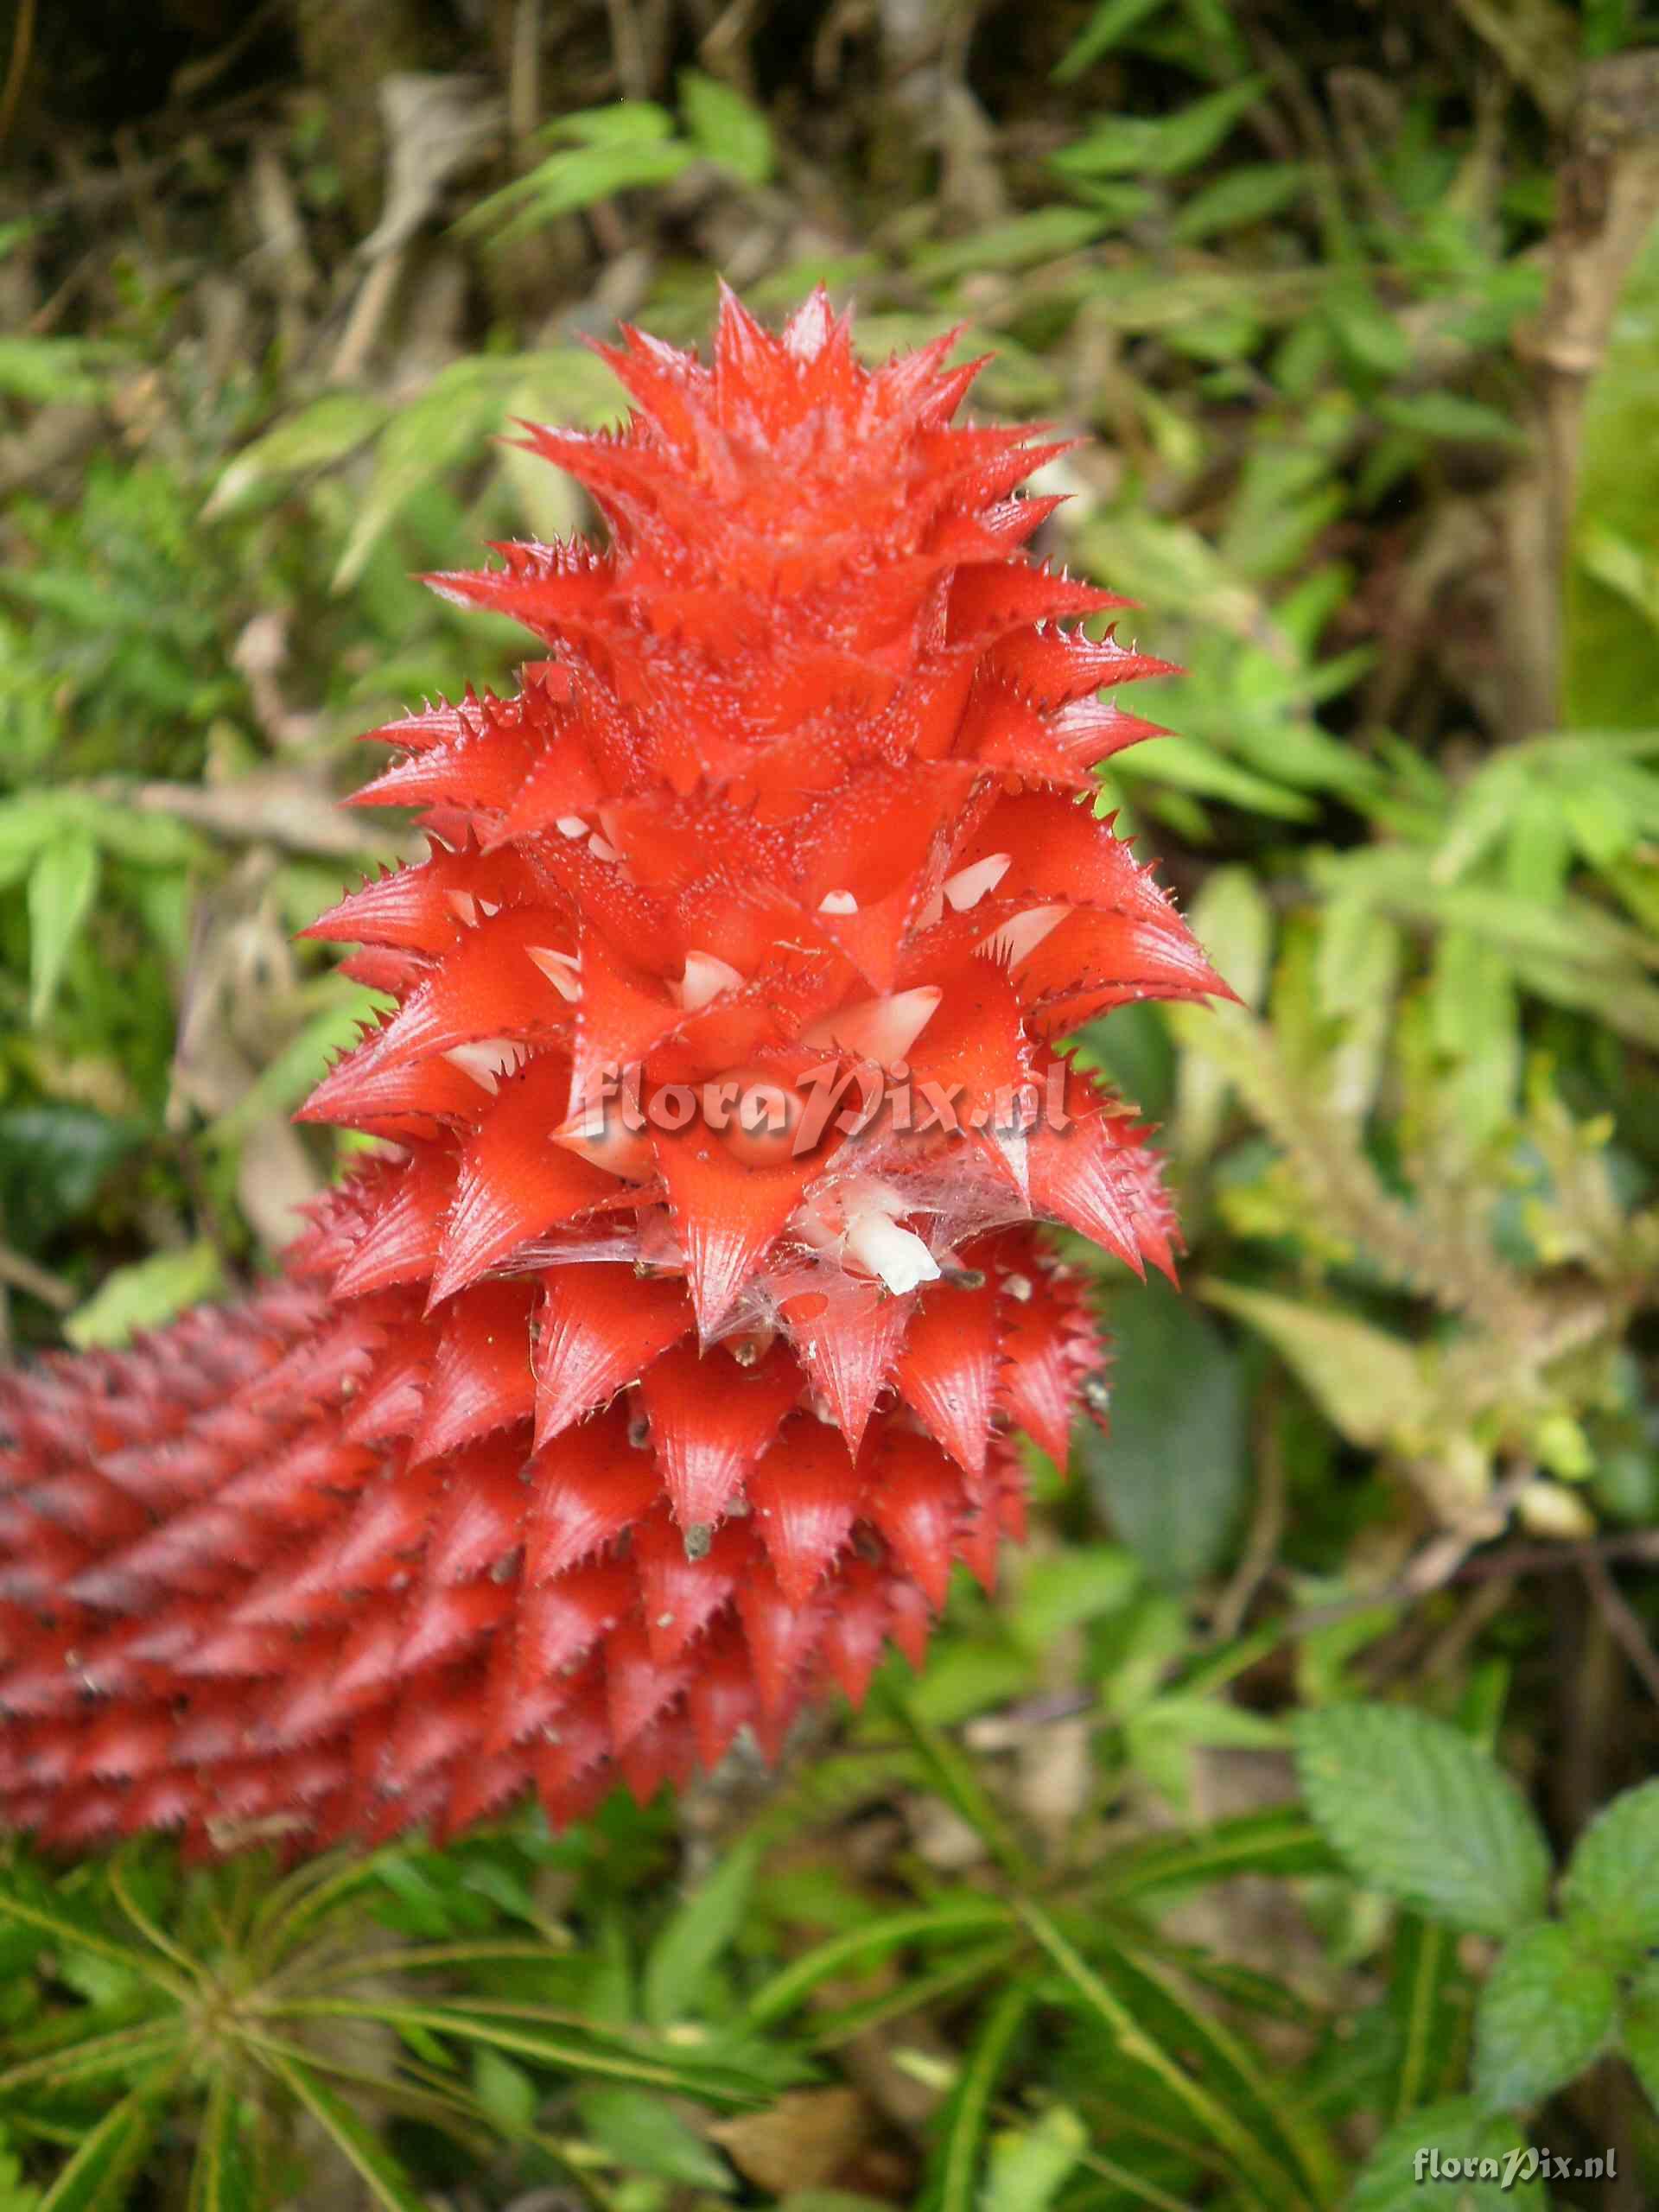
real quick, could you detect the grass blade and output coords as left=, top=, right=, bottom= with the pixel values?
left=188, top=2068, right=258, bottom=2212
left=33, top=2069, right=173, bottom=2212
left=259, top=2053, right=429, bottom=2212
left=746, top=1899, right=1013, bottom=2026
left=0, top=2018, right=184, bottom=2097
left=1016, top=1899, right=1312, bottom=2212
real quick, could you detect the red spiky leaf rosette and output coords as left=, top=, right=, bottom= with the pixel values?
left=0, top=291, right=1226, bottom=1859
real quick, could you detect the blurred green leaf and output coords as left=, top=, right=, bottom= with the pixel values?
left=1567, top=208, right=1659, bottom=725
left=680, top=69, right=772, bottom=186
left=746, top=1900, right=1012, bottom=2027
left=912, top=207, right=1108, bottom=283
left=1201, top=1283, right=1429, bottom=1451
left=1173, top=164, right=1308, bottom=242
left=65, top=1243, right=226, bottom=1351
left=0, top=338, right=114, bottom=407
left=26, top=836, right=99, bottom=1026
left=1374, top=391, right=1526, bottom=445
left=576, top=2084, right=734, bottom=2190
left=1559, top=1778, right=1659, bottom=1958
left=1349, top=2098, right=1542, bottom=2209
left=1052, top=0, right=1165, bottom=82
left=643, top=1836, right=761, bottom=2029
left=1079, top=1275, right=1246, bottom=1586
left=1055, top=79, right=1268, bottom=181
left=1473, top=1923, right=1615, bottom=2109
left=1294, top=1707, right=1551, bottom=1937
left=204, top=391, right=391, bottom=518
left=980, top=2103, right=1087, bottom=2212
left=1624, top=1958, right=1659, bottom=2111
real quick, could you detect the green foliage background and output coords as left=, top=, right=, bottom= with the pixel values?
left=0, top=0, right=1657, bottom=2204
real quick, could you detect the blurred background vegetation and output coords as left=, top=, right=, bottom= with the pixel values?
left=2, top=0, right=1659, bottom=2205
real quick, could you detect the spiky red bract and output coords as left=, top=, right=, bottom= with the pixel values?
left=0, top=289, right=1224, bottom=1859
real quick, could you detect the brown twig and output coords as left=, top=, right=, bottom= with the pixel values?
left=1580, top=1550, right=1659, bottom=1707
left=0, top=0, right=35, bottom=157
left=0, top=1243, right=75, bottom=1313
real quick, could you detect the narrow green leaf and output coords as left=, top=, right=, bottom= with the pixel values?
left=27, top=836, right=99, bottom=1026
left=643, top=1836, right=761, bottom=2029
left=802, top=1936, right=1018, bottom=2050
left=203, top=391, right=391, bottom=518
left=1294, top=1707, right=1551, bottom=1937
left=0, top=1879, right=188, bottom=1995
left=1105, top=1936, right=1338, bottom=2203
left=746, top=1900, right=1012, bottom=2026
left=1172, top=164, right=1307, bottom=243
left=1389, top=1917, right=1462, bottom=2121
left=260, top=2053, right=429, bottom=2212
left=1016, top=1900, right=1310, bottom=2209
left=1114, top=732, right=1317, bottom=818
left=1375, top=392, right=1528, bottom=446
left=932, top=1984, right=1028, bottom=2212
left=0, top=2018, right=184, bottom=2097
left=883, top=1691, right=1030, bottom=1880
left=1473, top=1923, right=1616, bottom=2110
left=1052, top=0, right=1164, bottom=81
left=188, top=2069, right=258, bottom=2212
left=298, top=1936, right=575, bottom=1987
left=34, top=2075, right=170, bottom=2212
left=267, top=1998, right=766, bottom=2106
left=912, top=207, right=1107, bottom=285
left=1098, top=1811, right=1333, bottom=1900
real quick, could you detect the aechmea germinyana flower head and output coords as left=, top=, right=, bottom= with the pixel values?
left=0, top=289, right=1225, bottom=1859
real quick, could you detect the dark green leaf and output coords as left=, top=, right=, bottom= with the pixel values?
left=1078, top=1274, right=1246, bottom=1586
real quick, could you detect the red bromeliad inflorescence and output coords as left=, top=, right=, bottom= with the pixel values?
left=0, top=290, right=1227, bottom=1859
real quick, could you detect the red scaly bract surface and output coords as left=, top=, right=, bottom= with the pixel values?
left=0, top=290, right=1226, bottom=1859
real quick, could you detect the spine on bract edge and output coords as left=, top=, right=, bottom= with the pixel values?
left=0, top=288, right=1225, bottom=1859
